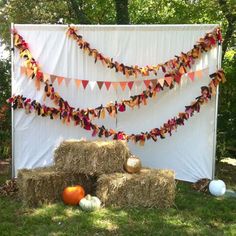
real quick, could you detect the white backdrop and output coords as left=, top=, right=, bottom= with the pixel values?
left=12, top=24, right=220, bottom=182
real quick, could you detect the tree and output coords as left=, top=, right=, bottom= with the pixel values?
left=115, top=0, right=129, bottom=24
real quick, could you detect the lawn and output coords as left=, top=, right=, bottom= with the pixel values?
left=0, top=161, right=236, bottom=236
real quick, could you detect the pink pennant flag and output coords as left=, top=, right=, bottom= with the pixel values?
left=158, top=78, right=165, bottom=88
left=120, top=82, right=127, bottom=91
left=50, top=75, right=57, bottom=84
left=75, top=79, right=81, bottom=89
left=195, top=70, right=203, bottom=79
left=82, top=80, right=89, bottom=89
left=57, top=76, right=64, bottom=86
left=105, top=81, right=111, bottom=90
left=127, top=81, right=134, bottom=90
left=188, top=72, right=195, bottom=82
left=65, top=78, right=72, bottom=87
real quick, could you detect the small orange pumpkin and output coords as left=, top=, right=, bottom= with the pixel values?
left=62, top=185, right=85, bottom=205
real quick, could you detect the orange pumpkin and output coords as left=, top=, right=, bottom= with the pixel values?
left=62, top=185, right=85, bottom=205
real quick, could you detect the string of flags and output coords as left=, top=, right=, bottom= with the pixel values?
left=20, top=66, right=207, bottom=91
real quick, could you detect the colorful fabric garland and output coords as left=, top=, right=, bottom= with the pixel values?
left=14, top=30, right=208, bottom=121
left=67, top=26, right=222, bottom=78
left=8, top=70, right=226, bottom=145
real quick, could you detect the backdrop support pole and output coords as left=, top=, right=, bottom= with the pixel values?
left=212, top=34, right=222, bottom=179
left=11, top=23, right=15, bottom=178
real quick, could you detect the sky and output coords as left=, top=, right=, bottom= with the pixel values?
left=0, top=42, right=10, bottom=59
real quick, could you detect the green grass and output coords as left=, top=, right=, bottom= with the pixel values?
left=0, top=161, right=236, bottom=236
left=0, top=181, right=236, bottom=235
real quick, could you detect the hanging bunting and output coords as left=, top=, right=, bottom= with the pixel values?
left=7, top=69, right=226, bottom=146
left=127, top=81, right=134, bottom=90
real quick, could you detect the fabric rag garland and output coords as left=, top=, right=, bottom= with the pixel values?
left=8, top=70, right=226, bottom=145
left=67, top=26, right=222, bottom=79
left=13, top=30, right=204, bottom=121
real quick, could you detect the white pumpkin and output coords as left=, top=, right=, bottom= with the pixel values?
left=209, top=180, right=226, bottom=197
left=79, top=194, right=101, bottom=211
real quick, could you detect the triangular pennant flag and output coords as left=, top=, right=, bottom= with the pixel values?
left=127, top=81, right=134, bottom=90
left=65, top=78, right=72, bottom=87
left=43, top=73, right=50, bottom=82
left=105, top=81, right=111, bottom=90
left=158, top=78, right=165, bottom=88
left=195, top=70, right=203, bottom=79
left=165, top=77, right=173, bottom=87
left=75, top=79, right=81, bottom=89
left=82, top=80, right=89, bottom=89
left=26, top=68, right=34, bottom=77
left=144, top=80, right=150, bottom=88
left=97, top=81, right=104, bottom=90
left=151, top=79, right=157, bottom=87
left=188, top=72, right=195, bottom=81
left=112, top=82, right=119, bottom=90
left=135, top=81, right=142, bottom=88
left=120, top=82, right=127, bottom=91
left=57, top=76, right=64, bottom=86
left=174, top=74, right=181, bottom=84
left=50, top=75, right=57, bottom=84
left=89, top=81, right=96, bottom=90
left=20, top=66, right=26, bottom=75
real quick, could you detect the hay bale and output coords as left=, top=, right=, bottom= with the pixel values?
left=17, top=166, right=96, bottom=207
left=96, top=168, right=175, bottom=208
left=54, top=140, right=130, bottom=175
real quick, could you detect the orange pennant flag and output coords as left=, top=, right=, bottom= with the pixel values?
left=35, top=79, right=40, bottom=91
left=75, top=79, right=81, bottom=89
left=195, top=70, right=203, bottom=79
left=144, top=80, right=150, bottom=88
left=57, top=76, right=64, bottom=85
left=26, top=68, right=34, bottom=78
left=20, top=66, right=26, bottom=75
left=165, top=77, right=173, bottom=87
left=112, top=82, right=119, bottom=90
left=188, top=72, right=195, bottom=81
left=158, top=78, right=165, bottom=88
left=120, top=82, right=127, bottom=91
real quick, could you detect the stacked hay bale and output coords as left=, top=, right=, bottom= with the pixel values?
left=54, top=140, right=130, bottom=175
left=17, top=140, right=130, bottom=206
left=17, top=139, right=176, bottom=208
left=96, top=168, right=175, bottom=208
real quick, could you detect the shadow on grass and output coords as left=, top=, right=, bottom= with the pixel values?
left=0, top=181, right=236, bottom=236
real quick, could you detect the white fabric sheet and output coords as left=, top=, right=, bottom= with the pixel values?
left=12, top=24, right=219, bottom=182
